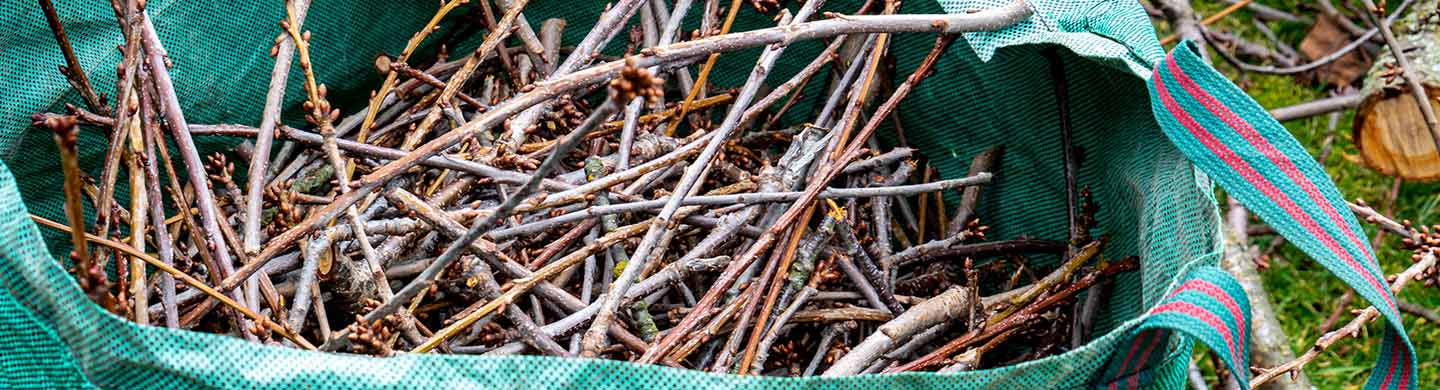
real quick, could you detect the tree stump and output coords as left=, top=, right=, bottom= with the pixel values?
left=1353, top=1, right=1440, bottom=180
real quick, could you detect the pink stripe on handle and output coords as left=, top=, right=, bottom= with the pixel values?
left=1167, top=280, right=1247, bottom=351
left=1399, top=332, right=1411, bottom=390
left=1381, top=333, right=1411, bottom=390
left=1105, top=330, right=1163, bottom=390
left=1109, top=330, right=1153, bottom=390
left=1149, top=301, right=1240, bottom=368
left=1165, top=58, right=1378, bottom=271
left=1153, top=56, right=1396, bottom=311
left=1127, top=329, right=1165, bottom=390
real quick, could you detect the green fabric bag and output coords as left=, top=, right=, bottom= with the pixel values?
left=0, top=0, right=1413, bottom=388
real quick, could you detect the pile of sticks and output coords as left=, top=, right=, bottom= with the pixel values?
left=30, top=0, right=1144, bottom=375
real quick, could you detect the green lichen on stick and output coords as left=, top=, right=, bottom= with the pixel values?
left=289, top=163, right=334, bottom=194
left=629, top=300, right=659, bottom=341
left=586, top=156, right=630, bottom=278
left=771, top=208, right=841, bottom=326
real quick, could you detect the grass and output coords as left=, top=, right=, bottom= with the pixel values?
left=1171, top=1, right=1440, bottom=387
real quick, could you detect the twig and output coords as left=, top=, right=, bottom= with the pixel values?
left=823, top=286, right=973, bottom=376
left=1269, top=94, right=1363, bottom=122
left=743, top=37, right=849, bottom=130
left=872, top=161, right=915, bottom=260
left=244, top=0, right=311, bottom=255
left=583, top=5, right=825, bottom=356
left=1158, top=0, right=1250, bottom=45
left=803, top=321, right=855, bottom=375
left=642, top=31, right=975, bottom=363
left=92, top=0, right=147, bottom=276
left=889, top=257, right=1138, bottom=372
left=30, top=215, right=314, bottom=349
left=404, top=0, right=535, bottom=151
left=413, top=219, right=649, bottom=352
left=139, top=107, right=179, bottom=328
left=352, top=0, right=469, bottom=148
left=140, top=10, right=252, bottom=315
left=493, top=174, right=990, bottom=240
left=282, top=2, right=392, bottom=304
left=917, top=166, right=932, bottom=241
left=1045, top=47, right=1103, bottom=349
left=740, top=206, right=842, bottom=371
left=618, top=0, right=696, bottom=172
left=883, top=225, right=984, bottom=267
left=505, top=0, right=649, bottom=149
left=750, top=285, right=819, bottom=371
left=125, top=111, right=148, bottom=325
left=1250, top=251, right=1436, bottom=388
left=991, top=241, right=1103, bottom=324
left=342, top=98, right=621, bottom=351
left=1399, top=301, right=1440, bottom=322
left=663, top=0, right=746, bottom=137
left=40, top=0, right=109, bottom=116
left=834, top=255, right=890, bottom=311
left=1223, top=200, right=1311, bottom=389
left=34, top=114, right=112, bottom=311
left=946, top=145, right=1002, bottom=235
left=834, top=218, right=904, bottom=314
left=138, top=79, right=253, bottom=335
left=469, top=255, right=572, bottom=356
left=1318, top=291, right=1355, bottom=333
left=1349, top=200, right=1415, bottom=239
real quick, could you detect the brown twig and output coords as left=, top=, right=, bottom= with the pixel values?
left=823, top=285, right=974, bottom=375
left=140, top=10, right=253, bottom=321
left=642, top=31, right=972, bottom=364
left=352, top=0, right=469, bottom=149
left=40, top=0, right=109, bottom=116
left=244, top=0, right=311, bottom=255
left=888, top=257, right=1139, bottom=372
left=34, top=114, right=114, bottom=312
left=1250, top=251, right=1436, bottom=388
left=30, top=215, right=314, bottom=349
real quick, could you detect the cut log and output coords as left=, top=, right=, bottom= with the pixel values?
left=1353, top=0, right=1440, bottom=181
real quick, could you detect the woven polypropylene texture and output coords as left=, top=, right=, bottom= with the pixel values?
left=0, top=0, right=1218, bottom=388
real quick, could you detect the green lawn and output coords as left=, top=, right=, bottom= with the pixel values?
left=1171, top=2, right=1440, bottom=387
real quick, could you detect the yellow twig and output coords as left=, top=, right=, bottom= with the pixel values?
left=30, top=214, right=316, bottom=350
left=1159, top=0, right=1252, bottom=45
left=664, top=0, right=745, bottom=136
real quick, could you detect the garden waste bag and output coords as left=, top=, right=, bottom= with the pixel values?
left=0, top=0, right=1416, bottom=388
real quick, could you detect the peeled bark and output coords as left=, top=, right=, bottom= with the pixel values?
left=1223, top=201, right=1313, bottom=390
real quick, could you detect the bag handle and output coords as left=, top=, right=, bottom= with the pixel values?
left=1096, top=266, right=1251, bottom=389
left=1108, top=40, right=1415, bottom=390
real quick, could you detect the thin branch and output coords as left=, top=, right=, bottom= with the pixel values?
left=823, top=286, right=973, bottom=375
left=1269, top=94, right=1363, bottom=122
left=642, top=31, right=971, bottom=364
left=30, top=215, right=314, bottom=349
left=140, top=9, right=251, bottom=315
left=1250, top=251, right=1436, bottom=387
left=40, top=0, right=109, bottom=116
left=244, top=0, right=311, bottom=255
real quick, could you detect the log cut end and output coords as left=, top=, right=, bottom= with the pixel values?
left=1354, top=86, right=1440, bottom=181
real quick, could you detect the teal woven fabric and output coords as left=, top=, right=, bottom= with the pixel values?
left=0, top=0, right=1411, bottom=388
